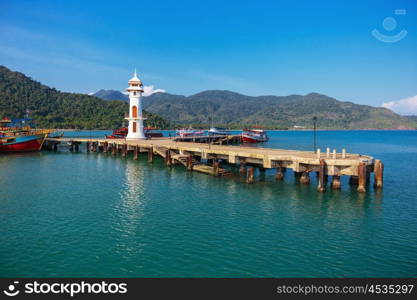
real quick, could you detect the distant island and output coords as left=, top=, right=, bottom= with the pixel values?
left=1, top=65, right=416, bottom=130
left=93, top=89, right=417, bottom=130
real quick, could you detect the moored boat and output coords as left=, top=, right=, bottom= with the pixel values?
left=106, top=127, right=128, bottom=139
left=106, top=127, right=163, bottom=139
left=241, top=129, right=269, bottom=143
left=0, top=117, right=51, bottom=152
left=176, top=128, right=205, bottom=137
left=208, top=127, right=231, bottom=136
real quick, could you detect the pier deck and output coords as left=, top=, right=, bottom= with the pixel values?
left=44, top=136, right=382, bottom=192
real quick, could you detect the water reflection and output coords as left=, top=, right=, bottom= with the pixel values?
left=113, top=160, right=147, bottom=252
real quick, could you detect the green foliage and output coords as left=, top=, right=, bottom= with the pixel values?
left=2, top=65, right=415, bottom=130
left=0, top=66, right=170, bottom=129
left=144, top=91, right=417, bottom=129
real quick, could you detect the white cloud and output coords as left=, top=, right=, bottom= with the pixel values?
left=382, top=95, right=417, bottom=115
left=142, top=85, right=165, bottom=96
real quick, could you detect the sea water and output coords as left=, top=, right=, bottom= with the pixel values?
left=0, top=130, right=416, bottom=277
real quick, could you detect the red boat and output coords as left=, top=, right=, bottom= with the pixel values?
left=106, top=127, right=163, bottom=139
left=106, top=127, right=128, bottom=139
left=241, top=129, right=269, bottom=143
left=0, top=117, right=51, bottom=152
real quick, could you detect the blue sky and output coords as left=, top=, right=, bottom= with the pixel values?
left=1, top=0, right=416, bottom=111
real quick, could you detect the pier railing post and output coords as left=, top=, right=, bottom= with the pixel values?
left=357, top=162, right=367, bottom=193
left=317, top=159, right=326, bottom=192
left=374, top=159, right=384, bottom=189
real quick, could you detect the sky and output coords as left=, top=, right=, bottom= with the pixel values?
left=1, top=0, right=417, bottom=113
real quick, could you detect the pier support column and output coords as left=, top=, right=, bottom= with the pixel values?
left=74, top=143, right=79, bottom=152
left=111, top=143, right=116, bottom=156
left=187, top=155, right=193, bottom=171
left=357, top=162, right=367, bottom=193
left=103, top=142, right=108, bottom=153
left=86, top=142, right=90, bottom=152
left=165, top=150, right=172, bottom=166
left=133, top=146, right=139, bottom=160
left=349, top=176, right=358, bottom=185
left=213, top=161, right=220, bottom=176
left=294, top=171, right=302, bottom=181
left=148, top=147, right=153, bottom=163
left=246, top=167, right=254, bottom=184
left=317, top=159, right=326, bottom=192
left=259, top=167, right=266, bottom=181
left=53, top=143, right=58, bottom=152
left=275, top=167, right=285, bottom=180
left=374, top=159, right=384, bottom=189
left=239, top=162, right=246, bottom=175
left=300, top=172, right=310, bottom=184
left=121, top=144, right=127, bottom=157
left=69, top=142, right=74, bottom=152
left=331, top=175, right=341, bottom=190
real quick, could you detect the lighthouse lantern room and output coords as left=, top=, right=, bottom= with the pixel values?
left=125, top=70, right=146, bottom=140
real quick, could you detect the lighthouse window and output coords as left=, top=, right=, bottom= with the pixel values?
left=132, top=106, right=138, bottom=118
left=134, top=92, right=137, bottom=96
left=133, top=122, right=137, bottom=133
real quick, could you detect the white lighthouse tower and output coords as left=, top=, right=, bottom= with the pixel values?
left=125, top=70, right=146, bottom=140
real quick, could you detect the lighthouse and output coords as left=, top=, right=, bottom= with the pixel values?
left=125, top=70, right=146, bottom=140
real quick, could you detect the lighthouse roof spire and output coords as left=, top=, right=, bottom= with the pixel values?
left=128, top=68, right=142, bottom=85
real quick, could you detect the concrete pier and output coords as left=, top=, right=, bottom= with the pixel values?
left=44, top=137, right=378, bottom=193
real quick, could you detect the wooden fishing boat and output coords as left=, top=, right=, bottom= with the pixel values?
left=241, top=129, right=269, bottom=143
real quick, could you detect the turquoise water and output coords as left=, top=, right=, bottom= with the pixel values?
left=1, top=130, right=416, bottom=277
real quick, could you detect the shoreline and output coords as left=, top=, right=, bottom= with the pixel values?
left=49, top=128, right=417, bottom=132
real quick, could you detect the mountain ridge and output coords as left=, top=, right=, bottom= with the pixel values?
left=137, top=90, right=417, bottom=129
left=92, top=88, right=417, bottom=129
left=0, top=66, right=169, bottom=129
left=1, top=64, right=415, bottom=130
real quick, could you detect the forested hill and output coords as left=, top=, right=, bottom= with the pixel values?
left=141, top=90, right=417, bottom=129
left=93, top=89, right=128, bottom=101
left=0, top=66, right=169, bottom=129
